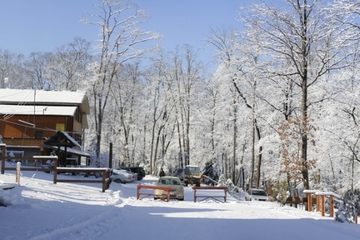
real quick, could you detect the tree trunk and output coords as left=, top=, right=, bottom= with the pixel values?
left=232, top=94, right=237, bottom=184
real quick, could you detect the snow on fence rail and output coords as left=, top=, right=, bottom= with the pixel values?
left=303, top=190, right=350, bottom=221
left=314, top=191, right=343, bottom=218
left=1, top=152, right=58, bottom=174
left=136, top=185, right=172, bottom=201
left=0, top=146, right=111, bottom=193
left=303, top=190, right=321, bottom=212
left=192, top=186, right=228, bottom=203
left=53, top=158, right=111, bottom=193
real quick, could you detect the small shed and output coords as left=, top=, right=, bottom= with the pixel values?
left=42, top=131, right=91, bottom=166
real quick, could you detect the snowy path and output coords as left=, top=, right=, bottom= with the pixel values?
left=1, top=172, right=360, bottom=240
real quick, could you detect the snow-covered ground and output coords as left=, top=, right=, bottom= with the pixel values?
left=1, top=170, right=360, bottom=240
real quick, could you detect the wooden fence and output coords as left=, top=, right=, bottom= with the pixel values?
left=0, top=145, right=111, bottom=192
left=136, top=185, right=172, bottom=201
left=192, top=186, right=228, bottom=203
left=302, top=189, right=357, bottom=223
left=1, top=148, right=58, bottom=174
left=52, top=158, right=110, bottom=192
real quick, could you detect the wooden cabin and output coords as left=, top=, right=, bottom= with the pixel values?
left=0, top=89, right=90, bottom=163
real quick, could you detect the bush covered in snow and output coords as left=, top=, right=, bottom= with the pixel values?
left=335, top=189, right=360, bottom=223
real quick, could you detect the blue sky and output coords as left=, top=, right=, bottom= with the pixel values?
left=0, top=0, right=266, bottom=67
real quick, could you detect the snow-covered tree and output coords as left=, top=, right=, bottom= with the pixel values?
left=82, top=0, right=160, bottom=164
left=243, top=0, right=351, bottom=189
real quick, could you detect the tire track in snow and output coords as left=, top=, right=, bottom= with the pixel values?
left=28, top=191, right=124, bottom=240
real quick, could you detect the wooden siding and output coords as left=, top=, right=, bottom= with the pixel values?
left=0, top=115, right=81, bottom=144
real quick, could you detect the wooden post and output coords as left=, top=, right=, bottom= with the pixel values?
left=166, top=189, right=171, bottom=201
left=102, top=170, right=105, bottom=192
left=304, top=190, right=322, bottom=212
left=53, top=158, right=57, bottom=184
left=109, top=142, right=112, bottom=169
left=329, top=195, right=334, bottom=217
left=307, top=192, right=312, bottom=212
left=137, top=185, right=140, bottom=200
left=102, top=169, right=110, bottom=192
left=320, top=195, right=325, bottom=217
left=0, top=143, right=6, bottom=174
left=316, top=195, right=320, bottom=212
left=16, top=162, right=21, bottom=184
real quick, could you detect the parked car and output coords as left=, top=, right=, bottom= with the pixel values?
left=245, top=188, right=269, bottom=201
left=154, top=176, right=184, bottom=201
left=111, top=169, right=134, bottom=183
left=122, top=169, right=137, bottom=181
left=172, top=168, right=184, bottom=181
left=121, top=167, right=146, bottom=180
left=184, top=165, right=201, bottom=187
left=116, top=168, right=138, bottom=181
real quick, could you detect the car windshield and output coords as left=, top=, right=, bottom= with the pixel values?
left=184, top=166, right=200, bottom=174
left=159, top=178, right=181, bottom=185
left=113, top=170, right=125, bottom=175
left=251, top=190, right=267, bottom=196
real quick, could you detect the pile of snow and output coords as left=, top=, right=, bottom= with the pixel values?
left=1, top=171, right=360, bottom=240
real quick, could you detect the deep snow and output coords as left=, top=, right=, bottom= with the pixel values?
left=1, top=169, right=360, bottom=240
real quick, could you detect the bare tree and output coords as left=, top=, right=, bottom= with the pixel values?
left=82, top=0, right=160, bottom=163
left=0, top=50, right=26, bottom=89
left=48, top=37, right=92, bottom=91
left=24, top=52, right=52, bottom=90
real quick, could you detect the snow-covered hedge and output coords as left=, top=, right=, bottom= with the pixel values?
left=335, top=189, right=360, bottom=223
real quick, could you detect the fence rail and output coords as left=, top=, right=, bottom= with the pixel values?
left=52, top=158, right=111, bottom=192
left=136, top=185, right=172, bottom=201
left=1, top=150, right=58, bottom=174
left=1, top=145, right=110, bottom=193
left=192, top=186, right=228, bottom=203
left=303, top=190, right=344, bottom=218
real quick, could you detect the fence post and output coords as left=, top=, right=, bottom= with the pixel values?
left=53, top=158, right=57, bottom=184
left=329, top=195, right=334, bottom=217
left=320, top=195, right=325, bottom=216
left=136, top=185, right=140, bottom=200
left=102, top=171, right=105, bottom=192
left=102, top=169, right=107, bottom=192
left=101, top=169, right=111, bottom=192
left=16, top=162, right=21, bottom=184
left=0, top=143, right=6, bottom=174
left=316, top=195, right=319, bottom=212
left=307, top=193, right=312, bottom=212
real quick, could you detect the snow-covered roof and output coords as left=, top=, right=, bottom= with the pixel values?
left=0, top=89, right=89, bottom=114
left=41, top=131, right=91, bottom=158
left=0, top=105, right=77, bottom=116
left=42, top=144, right=91, bottom=157
left=43, top=131, right=82, bottom=148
